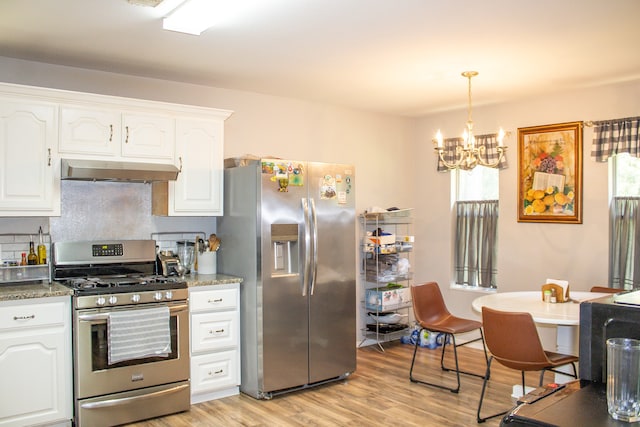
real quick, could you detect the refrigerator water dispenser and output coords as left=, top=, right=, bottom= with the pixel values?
left=271, top=223, right=299, bottom=276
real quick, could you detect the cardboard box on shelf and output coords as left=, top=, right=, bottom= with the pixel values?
left=365, top=286, right=411, bottom=311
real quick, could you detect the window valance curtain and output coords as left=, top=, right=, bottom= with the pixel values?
left=591, top=116, right=640, bottom=162
left=437, top=133, right=508, bottom=172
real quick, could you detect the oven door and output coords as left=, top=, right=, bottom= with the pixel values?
left=73, top=301, right=189, bottom=399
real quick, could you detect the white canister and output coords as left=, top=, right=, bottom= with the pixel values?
left=198, top=251, right=217, bottom=274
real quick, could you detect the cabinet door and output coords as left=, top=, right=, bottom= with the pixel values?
left=191, top=349, right=239, bottom=394
left=59, top=105, right=121, bottom=156
left=0, top=297, right=72, bottom=426
left=122, top=113, right=175, bottom=162
left=191, top=311, right=239, bottom=353
left=0, top=99, right=60, bottom=215
left=169, top=118, right=224, bottom=215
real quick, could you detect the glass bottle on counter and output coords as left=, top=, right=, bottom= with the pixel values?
left=20, top=252, right=27, bottom=266
left=37, top=227, right=46, bottom=265
left=27, top=241, right=38, bottom=265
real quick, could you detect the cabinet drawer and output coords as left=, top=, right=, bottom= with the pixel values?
left=0, top=298, right=69, bottom=331
left=191, top=311, right=238, bottom=352
left=190, top=349, right=239, bottom=394
left=190, top=287, right=238, bottom=312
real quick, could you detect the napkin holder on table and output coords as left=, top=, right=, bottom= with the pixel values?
left=541, top=283, right=570, bottom=303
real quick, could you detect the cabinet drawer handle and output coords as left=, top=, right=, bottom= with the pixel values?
left=208, top=298, right=223, bottom=304
left=13, top=314, right=35, bottom=321
left=125, top=126, right=129, bottom=143
left=109, top=124, right=113, bottom=142
left=209, top=328, right=225, bottom=334
left=209, top=369, right=224, bottom=376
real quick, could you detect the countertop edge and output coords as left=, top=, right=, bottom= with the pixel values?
left=0, top=274, right=244, bottom=301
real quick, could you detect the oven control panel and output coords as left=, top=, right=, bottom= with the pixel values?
left=92, top=243, right=124, bottom=257
left=75, top=288, right=189, bottom=309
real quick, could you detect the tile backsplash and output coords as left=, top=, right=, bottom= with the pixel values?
left=0, top=180, right=215, bottom=244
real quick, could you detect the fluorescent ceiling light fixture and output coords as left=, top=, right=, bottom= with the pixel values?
left=163, top=0, right=257, bottom=35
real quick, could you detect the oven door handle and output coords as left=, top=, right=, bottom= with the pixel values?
left=77, top=303, right=188, bottom=322
left=79, top=382, right=189, bottom=410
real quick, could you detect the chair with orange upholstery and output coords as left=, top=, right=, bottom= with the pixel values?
left=590, top=286, right=622, bottom=294
left=476, top=306, right=579, bottom=423
left=409, top=282, right=488, bottom=393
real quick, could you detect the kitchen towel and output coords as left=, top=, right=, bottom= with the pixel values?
left=107, top=306, right=171, bottom=365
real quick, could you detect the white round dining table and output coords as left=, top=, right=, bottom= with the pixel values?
left=471, top=291, right=607, bottom=326
left=472, top=291, right=609, bottom=383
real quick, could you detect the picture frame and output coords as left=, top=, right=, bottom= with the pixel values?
left=517, top=121, right=583, bottom=224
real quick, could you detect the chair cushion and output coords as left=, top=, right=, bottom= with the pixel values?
left=420, top=314, right=483, bottom=335
left=544, top=351, right=579, bottom=367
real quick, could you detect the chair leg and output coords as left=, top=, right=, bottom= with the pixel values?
left=540, top=362, right=578, bottom=386
left=477, top=356, right=509, bottom=423
left=441, top=331, right=488, bottom=380
left=410, top=329, right=460, bottom=393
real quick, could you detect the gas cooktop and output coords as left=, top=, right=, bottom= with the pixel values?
left=66, top=275, right=187, bottom=295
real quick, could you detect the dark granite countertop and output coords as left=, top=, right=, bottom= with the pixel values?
left=0, top=281, right=74, bottom=301
left=185, top=273, right=243, bottom=287
left=0, top=273, right=243, bottom=301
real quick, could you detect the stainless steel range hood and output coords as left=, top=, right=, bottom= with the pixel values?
left=61, top=159, right=180, bottom=183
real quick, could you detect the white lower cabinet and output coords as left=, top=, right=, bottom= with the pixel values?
left=189, top=283, right=240, bottom=403
left=0, top=296, right=72, bottom=427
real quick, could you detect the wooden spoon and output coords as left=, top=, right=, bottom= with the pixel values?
left=209, top=234, right=221, bottom=252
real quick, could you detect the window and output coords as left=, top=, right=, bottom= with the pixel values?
left=613, top=153, right=640, bottom=197
left=453, top=166, right=499, bottom=289
left=610, top=153, right=640, bottom=290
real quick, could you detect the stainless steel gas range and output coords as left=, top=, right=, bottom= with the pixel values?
left=53, top=240, right=190, bottom=427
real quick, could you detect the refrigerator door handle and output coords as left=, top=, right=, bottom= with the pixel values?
left=301, top=198, right=311, bottom=296
left=309, top=198, right=318, bottom=295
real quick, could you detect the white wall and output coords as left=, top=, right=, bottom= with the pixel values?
left=411, top=79, right=640, bottom=323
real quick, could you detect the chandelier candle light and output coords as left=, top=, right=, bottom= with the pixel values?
left=434, top=71, right=508, bottom=169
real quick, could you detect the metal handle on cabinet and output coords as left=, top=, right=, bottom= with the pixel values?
left=125, top=126, right=129, bottom=143
left=209, top=369, right=224, bottom=376
left=209, top=328, right=225, bottom=334
left=47, top=148, right=51, bottom=166
left=208, top=298, right=223, bottom=304
left=109, top=124, right=113, bottom=142
left=13, top=314, right=35, bottom=321
left=178, top=156, right=183, bottom=172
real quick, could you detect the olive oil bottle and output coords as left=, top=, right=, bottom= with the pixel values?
left=37, top=226, right=47, bottom=265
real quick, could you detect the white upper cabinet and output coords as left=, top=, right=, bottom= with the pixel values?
left=121, top=113, right=174, bottom=161
left=0, top=97, right=60, bottom=216
left=0, top=82, right=232, bottom=217
left=60, top=105, right=175, bottom=163
left=59, top=105, right=121, bottom=156
left=173, top=118, right=224, bottom=215
left=153, top=115, right=230, bottom=216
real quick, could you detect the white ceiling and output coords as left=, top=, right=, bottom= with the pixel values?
left=1, top=0, right=639, bottom=117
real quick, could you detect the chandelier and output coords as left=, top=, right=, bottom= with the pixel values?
left=433, top=71, right=507, bottom=169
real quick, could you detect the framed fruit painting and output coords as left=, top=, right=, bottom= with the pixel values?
left=518, top=121, right=583, bottom=224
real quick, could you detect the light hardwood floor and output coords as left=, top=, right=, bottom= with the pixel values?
left=127, top=340, right=553, bottom=427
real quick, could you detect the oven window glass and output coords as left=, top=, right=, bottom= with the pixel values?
left=91, top=317, right=178, bottom=370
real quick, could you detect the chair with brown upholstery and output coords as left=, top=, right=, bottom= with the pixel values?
left=590, top=286, right=622, bottom=294
left=409, top=282, right=488, bottom=393
left=476, top=306, right=579, bottom=423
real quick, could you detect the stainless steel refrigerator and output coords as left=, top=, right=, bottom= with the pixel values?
left=217, top=158, right=356, bottom=399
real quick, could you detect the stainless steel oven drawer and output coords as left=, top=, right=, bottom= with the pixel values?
left=76, top=380, right=190, bottom=427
